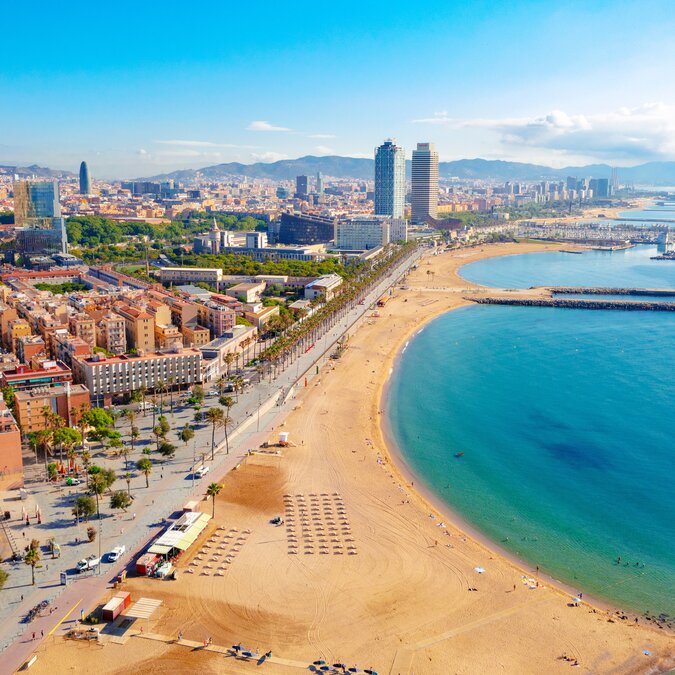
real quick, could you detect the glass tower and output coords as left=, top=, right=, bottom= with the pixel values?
left=79, top=161, right=92, bottom=195
left=375, top=139, right=405, bottom=219
left=411, top=142, right=439, bottom=224
left=13, top=180, right=68, bottom=256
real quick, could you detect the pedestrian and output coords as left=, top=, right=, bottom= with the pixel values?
left=32, top=632, right=36, bottom=640
left=41, top=630, right=43, bottom=638
left=513, top=584, right=516, bottom=591
left=21, top=594, right=23, bottom=601
left=178, top=631, right=183, bottom=641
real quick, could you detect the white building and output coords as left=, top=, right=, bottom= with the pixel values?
left=304, top=273, right=344, bottom=301
left=160, top=267, right=223, bottom=287
left=334, top=216, right=391, bottom=250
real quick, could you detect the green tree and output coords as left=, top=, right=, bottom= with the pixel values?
left=24, top=545, right=40, bottom=586
left=205, top=407, right=224, bottom=461
left=82, top=407, right=114, bottom=431
left=136, top=457, right=153, bottom=488
left=180, top=425, right=194, bottom=446
left=2, top=385, right=15, bottom=409
left=206, top=482, right=223, bottom=518
left=110, top=490, right=132, bottom=512
left=72, top=495, right=96, bottom=521
left=158, top=441, right=176, bottom=459
left=219, top=396, right=235, bottom=454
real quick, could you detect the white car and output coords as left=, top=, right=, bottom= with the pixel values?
left=107, top=545, right=126, bottom=562
left=76, top=555, right=101, bottom=572
left=194, top=465, right=210, bottom=479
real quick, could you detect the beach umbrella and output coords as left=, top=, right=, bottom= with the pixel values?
left=474, top=567, right=485, bottom=574
left=572, top=596, right=582, bottom=604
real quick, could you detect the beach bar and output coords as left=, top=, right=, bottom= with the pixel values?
left=146, top=511, right=211, bottom=561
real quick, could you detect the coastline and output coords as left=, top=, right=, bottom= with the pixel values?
left=27, top=242, right=675, bottom=675
left=377, top=295, right=620, bottom=617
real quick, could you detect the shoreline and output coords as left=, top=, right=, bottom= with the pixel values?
left=26, top=242, right=675, bottom=675
left=377, top=292, right=621, bottom=617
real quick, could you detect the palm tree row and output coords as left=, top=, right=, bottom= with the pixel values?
left=259, top=243, right=417, bottom=374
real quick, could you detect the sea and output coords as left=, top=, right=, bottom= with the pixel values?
left=387, top=244, right=675, bottom=617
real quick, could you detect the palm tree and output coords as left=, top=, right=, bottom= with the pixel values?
left=89, top=473, right=107, bottom=520
left=219, top=396, right=235, bottom=454
left=24, top=546, right=40, bottom=586
left=167, top=376, right=176, bottom=412
left=136, top=457, right=152, bottom=488
left=124, top=471, right=132, bottom=497
left=206, top=482, right=222, bottom=518
left=205, top=407, right=224, bottom=461
left=224, top=352, right=236, bottom=378
left=81, top=449, right=92, bottom=486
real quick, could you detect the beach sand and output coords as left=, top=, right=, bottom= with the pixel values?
left=29, top=242, right=675, bottom=675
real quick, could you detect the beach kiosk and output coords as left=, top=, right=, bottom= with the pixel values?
left=145, top=511, right=211, bottom=565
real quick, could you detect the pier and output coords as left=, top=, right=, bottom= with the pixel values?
left=465, top=286, right=675, bottom=311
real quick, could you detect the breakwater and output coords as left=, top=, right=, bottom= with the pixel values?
left=469, top=297, right=675, bottom=311
left=548, top=286, right=675, bottom=297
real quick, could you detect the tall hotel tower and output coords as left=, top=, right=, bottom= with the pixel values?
left=374, top=139, right=405, bottom=219
left=411, top=142, right=439, bottom=223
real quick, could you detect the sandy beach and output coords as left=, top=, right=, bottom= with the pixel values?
left=28, top=242, right=675, bottom=675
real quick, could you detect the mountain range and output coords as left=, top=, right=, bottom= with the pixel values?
left=143, top=156, right=675, bottom=185
left=3, top=157, right=675, bottom=184
left=0, top=163, right=74, bottom=178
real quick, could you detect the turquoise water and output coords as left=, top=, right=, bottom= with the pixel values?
left=388, top=248, right=675, bottom=616
left=460, top=245, right=675, bottom=289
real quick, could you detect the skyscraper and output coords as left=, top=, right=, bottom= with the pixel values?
left=79, top=161, right=92, bottom=195
left=374, top=139, right=405, bottom=219
left=316, top=171, right=324, bottom=195
left=296, top=175, right=309, bottom=198
left=411, top=142, right=439, bottom=223
left=13, top=180, right=68, bottom=257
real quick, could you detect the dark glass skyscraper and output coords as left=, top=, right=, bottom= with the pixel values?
left=14, top=180, right=68, bottom=257
left=375, top=139, right=405, bottom=219
left=79, top=161, right=92, bottom=195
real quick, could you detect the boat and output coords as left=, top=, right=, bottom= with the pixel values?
left=454, top=452, right=464, bottom=458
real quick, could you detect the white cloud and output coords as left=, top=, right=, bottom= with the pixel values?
left=308, top=133, right=336, bottom=139
left=137, top=148, right=148, bottom=155
left=251, top=151, right=289, bottom=162
left=413, top=103, right=675, bottom=162
left=314, top=145, right=334, bottom=155
left=246, top=120, right=291, bottom=132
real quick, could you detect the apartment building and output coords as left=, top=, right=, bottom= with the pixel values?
left=54, top=330, right=93, bottom=367
left=68, top=313, right=96, bottom=346
left=96, top=312, right=127, bottom=355
left=0, top=360, right=72, bottom=392
left=114, top=303, right=155, bottom=352
left=72, top=349, right=203, bottom=406
left=14, top=383, right=90, bottom=434
left=16, top=335, right=46, bottom=364
left=0, top=398, right=23, bottom=490
left=180, top=322, right=211, bottom=348
left=225, top=281, right=266, bottom=304
left=8, top=319, right=32, bottom=353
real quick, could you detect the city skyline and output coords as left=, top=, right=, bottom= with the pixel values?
left=2, top=1, right=675, bottom=177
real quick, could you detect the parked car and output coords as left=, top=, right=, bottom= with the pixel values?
left=107, top=545, right=126, bottom=562
left=65, top=477, right=82, bottom=486
left=76, top=555, right=101, bottom=572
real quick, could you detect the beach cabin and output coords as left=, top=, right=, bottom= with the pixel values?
left=145, top=511, right=211, bottom=563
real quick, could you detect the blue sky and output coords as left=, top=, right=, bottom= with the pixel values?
left=2, top=0, right=675, bottom=177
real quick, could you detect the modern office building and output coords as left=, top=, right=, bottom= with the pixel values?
left=79, top=161, right=92, bottom=195
left=390, top=218, right=408, bottom=243
left=278, top=212, right=336, bottom=245
left=589, top=178, right=610, bottom=198
left=334, top=216, right=391, bottom=250
left=13, top=180, right=68, bottom=256
left=295, top=175, right=309, bottom=198
left=316, top=171, right=324, bottom=195
left=72, top=349, right=203, bottom=406
left=411, top=142, right=439, bottom=223
left=374, top=139, right=405, bottom=219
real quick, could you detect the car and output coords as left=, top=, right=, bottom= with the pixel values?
left=76, top=555, right=101, bottom=572
left=107, top=545, right=126, bottom=562
left=65, top=477, right=82, bottom=486
left=194, top=465, right=210, bottom=479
